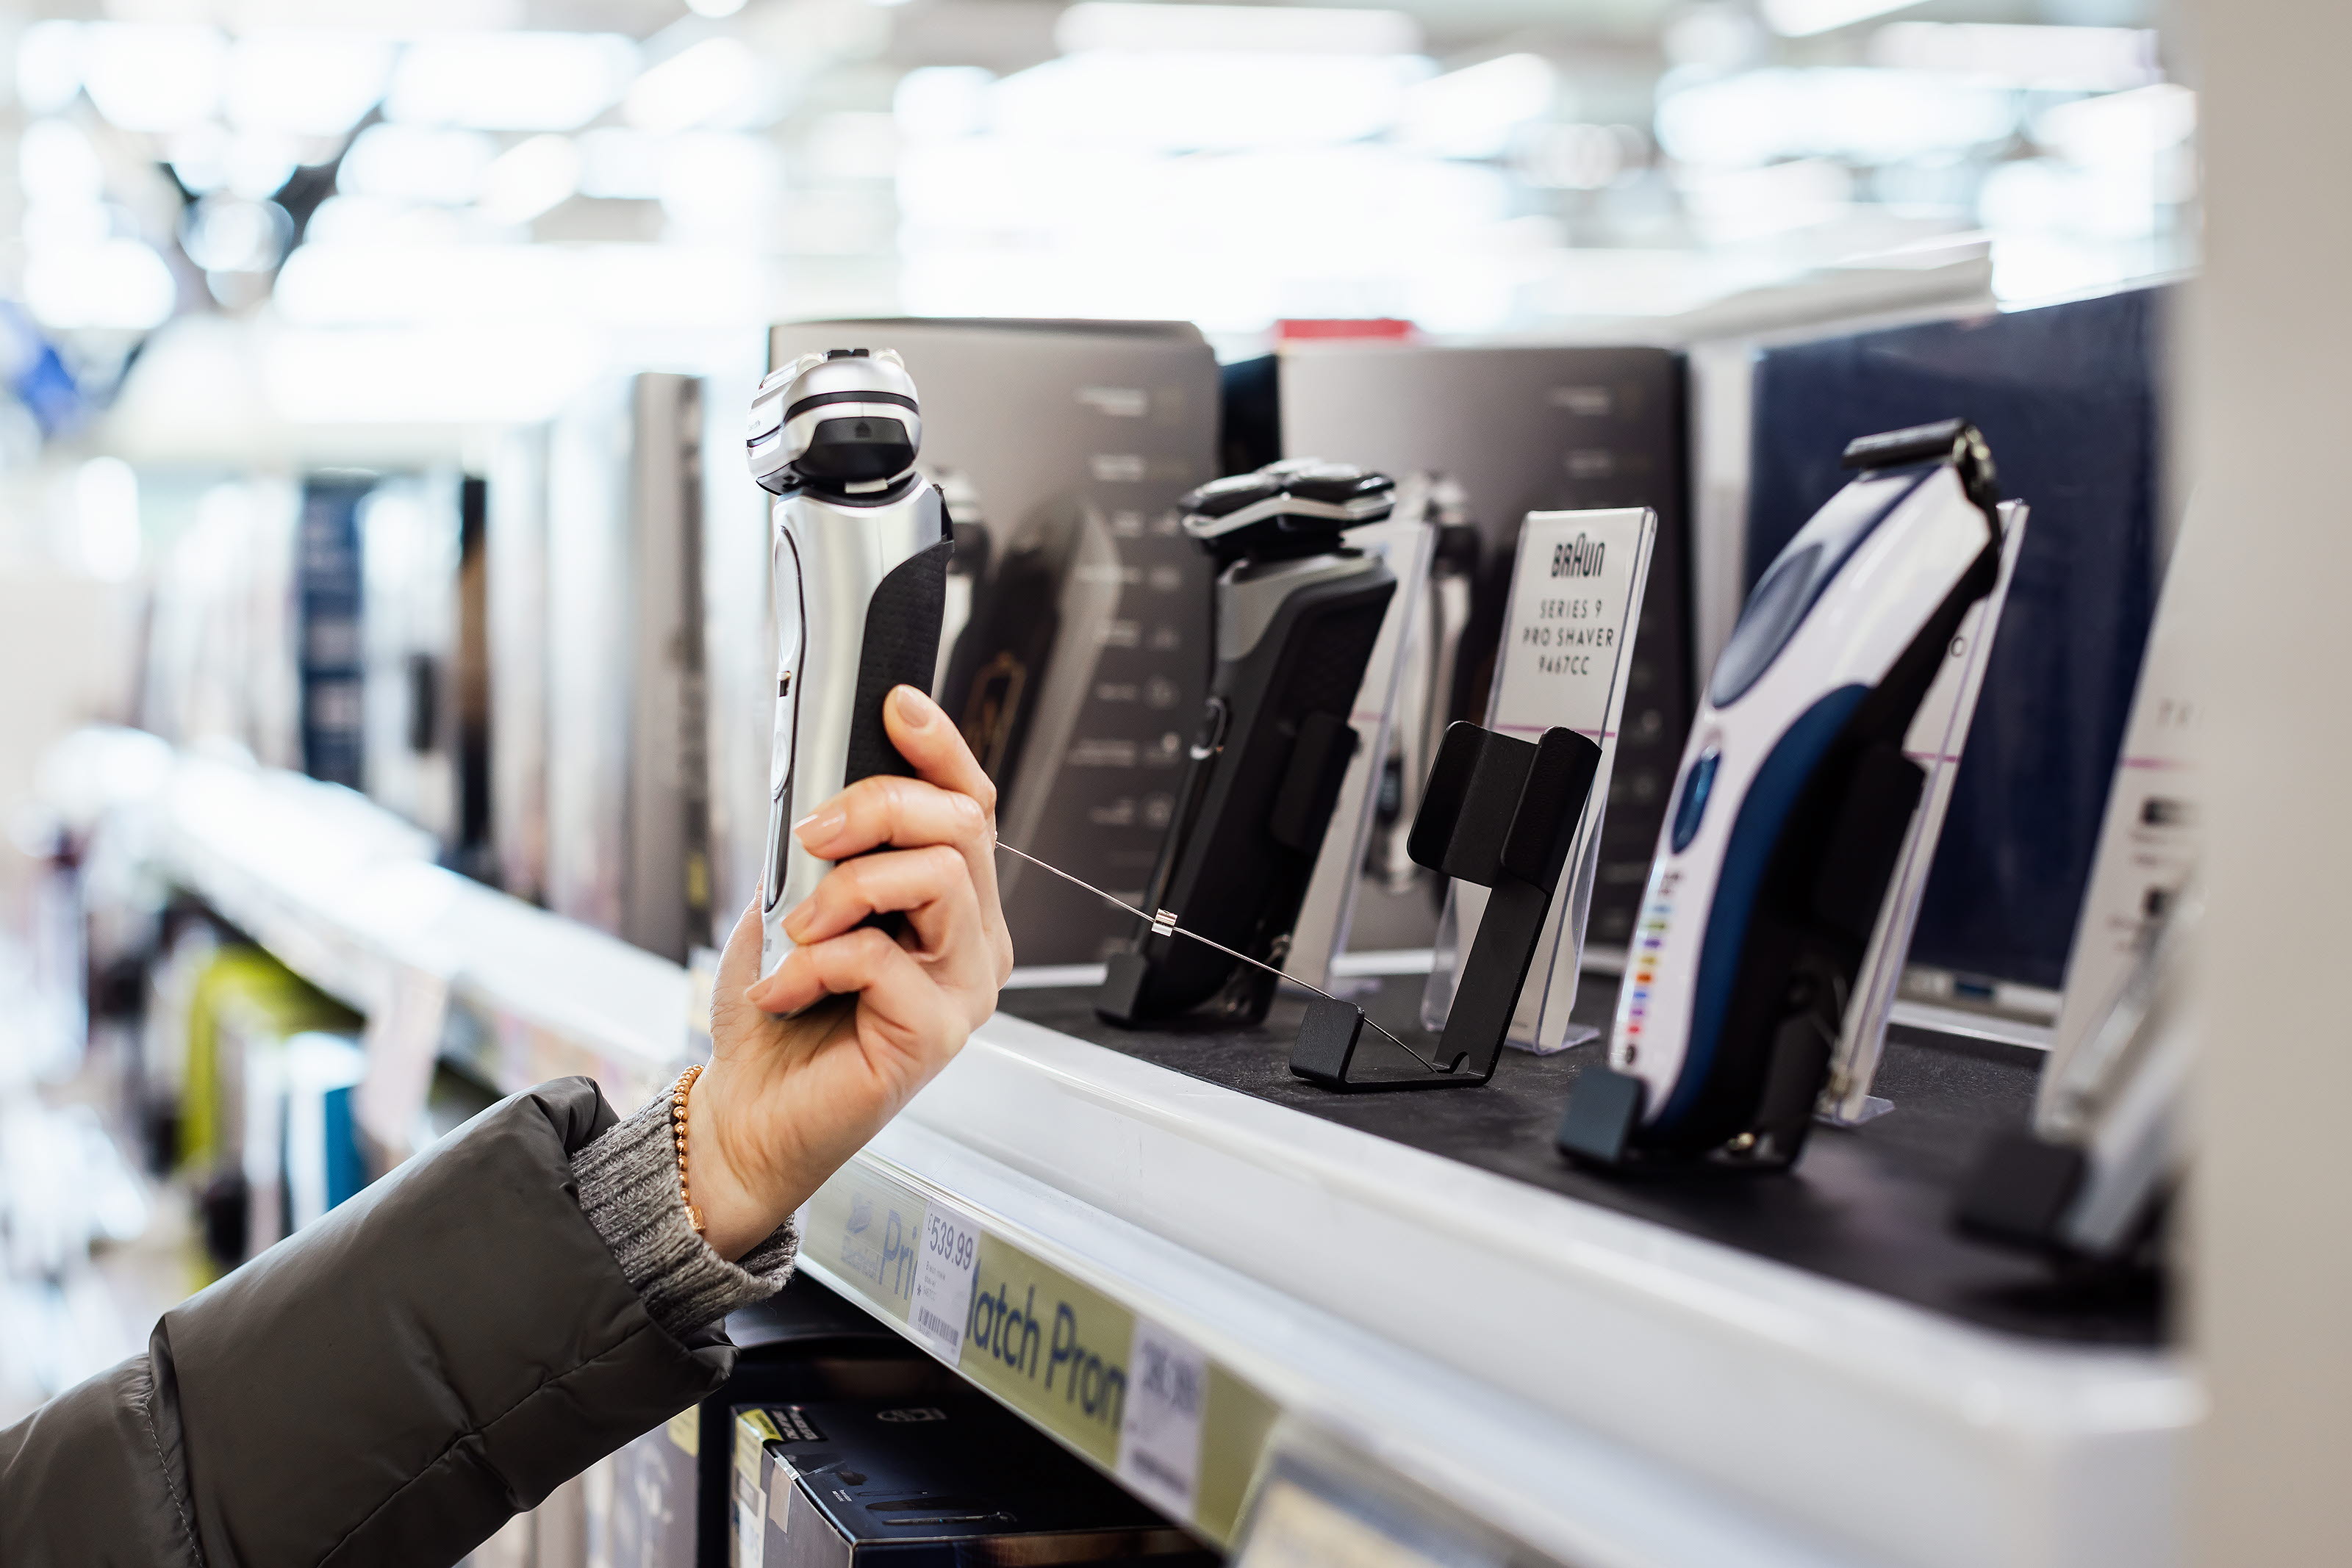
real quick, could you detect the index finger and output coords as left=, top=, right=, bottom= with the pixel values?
left=883, top=684, right=1014, bottom=982
left=883, top=685, right=995, bottom=821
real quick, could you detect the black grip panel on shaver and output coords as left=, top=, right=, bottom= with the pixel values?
left=1097, top=569, right=1394, bottom=1026
left=843, top=535, right=955, bottom=786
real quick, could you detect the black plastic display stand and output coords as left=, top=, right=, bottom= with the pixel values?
left=1291, top=722, right=1601, bottom=1092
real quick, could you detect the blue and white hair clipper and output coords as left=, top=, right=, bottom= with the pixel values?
left=1562, top=420, right=2004, bottom=1170
left=747, top=348, right=953, bottom=983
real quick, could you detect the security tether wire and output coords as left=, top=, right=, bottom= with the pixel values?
left=992, top=838, right=1449, bottom=1074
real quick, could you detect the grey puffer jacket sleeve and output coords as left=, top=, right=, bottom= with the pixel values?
left=0, top=1076, right=741, bottom=1567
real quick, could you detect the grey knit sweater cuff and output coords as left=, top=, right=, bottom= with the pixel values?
left=571, top=1091, right=799, bottom=1340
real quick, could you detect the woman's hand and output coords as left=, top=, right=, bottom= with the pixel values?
left=686, top=685, right=1014, bottom=1259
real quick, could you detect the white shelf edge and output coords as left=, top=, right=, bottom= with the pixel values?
left=85, top=736, right=2193, bottom=1568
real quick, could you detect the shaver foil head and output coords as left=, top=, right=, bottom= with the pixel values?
left=1180, top=458, right=1395, bottom=558
left=746, top=347, right=923, bottom=495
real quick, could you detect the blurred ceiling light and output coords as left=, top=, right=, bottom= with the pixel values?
left=686, top=0, right=750, bottom=14
left=16, top=21, right=87, bottom=116
left=577, top=127, right=667, bottom=199
left=1868, top=24, right=2159, bottom=92
left=481, top=134, right=584, bottom=226
left=894, top=66, right=994, bottom=141
left=168, top=124, right=232, bottom=195
left=23, top=200, right=112, bottom=256
left=1398, top=53, right=1554, bottom=160
left=1680, top=157, right=1853, bottom=243
left=74, top=458, right=143, bottom=583
left=805, top=112, right=900, bottom=181
left=994, top=51, right=1429, bottom=151
left=387, top=32, right=638, bottom=131
left=223, top=0, right=526, bottom=28
left=85, top=23, right=228, bottom=132
left=659, top=132, right=782, bottom=235
left=273, top=240, right=771, bottom=328
left=1656, top=68, right=2014, bottom=168
left=26, top=240, right=179, bottom=331
left=181, top=194, right=293, bottom=273
left=18, top=119, right=107, bottom=207
left=304, top=195, right=465, bottom=247
left=623, top=37, right=764, bottom=133
left=2036, top=82, right=2195, bottom=165
left=1758, top=0, right=1924, bottom=40
left=226, top=134, right=303, bottom=202
left=1515, top=123, right=1642, bottom=190
left=1055, top=4, right=1420, bottom=56
left=339, top=123, right=499, bottom=204
left=1663, top=4, right=1765, bottom=72
left=262, top=325, right=598, bottom=423
left=226, top=31, right=395, bottom=135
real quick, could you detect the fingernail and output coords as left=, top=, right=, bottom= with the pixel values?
left=892, top=685, right=934, bottom=728
left=795, top=808, right=845, bottom=845
left=781, top=898, right=811, bottom=938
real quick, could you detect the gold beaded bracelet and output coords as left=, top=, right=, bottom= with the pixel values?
left=670, top=1063, right=706, bottom=1236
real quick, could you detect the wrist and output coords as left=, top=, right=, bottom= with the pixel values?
left=684, top=1061, right=814, bottom=1260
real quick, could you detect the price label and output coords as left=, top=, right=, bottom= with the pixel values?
left=906, top=1201, right=982, bottom=1362
left=1118, top=1318, right=1208, bottom=1518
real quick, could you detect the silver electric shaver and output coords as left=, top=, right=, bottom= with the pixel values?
left=747, top=348, right=953, bottom=982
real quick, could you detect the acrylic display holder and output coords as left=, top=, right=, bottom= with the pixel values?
left=1420, top=508, right=1657, bottom=1054
left=1291, top=722, right=1601, bottom=1093
left=1285, top=479, right=1438, bottom=993
left=1817, top=501, right=2029, bottom=1126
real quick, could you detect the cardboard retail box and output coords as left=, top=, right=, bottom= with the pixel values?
left=1270, top=342, right=1693, bottom=957
left=295, top=475, right=373, bottom=791
left=541, top=373, right=711, bottom=960
left=731, top=1395, right=1202, bottom=1568
left=359, top=469, right=487, bottom=863
left=760, top=320, right=1222, bottom=965
left=587, top=1281, right=955, bottom=1568
left=487, top=423, right=553, bottom=906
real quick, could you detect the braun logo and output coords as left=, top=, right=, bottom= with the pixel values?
left=1550, top=533, right=1605, bottom=578
left=875, top=1407, right=948, bottom=1424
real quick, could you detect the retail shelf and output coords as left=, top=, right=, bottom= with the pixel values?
left=81, top=736, right=2195, bottom=1568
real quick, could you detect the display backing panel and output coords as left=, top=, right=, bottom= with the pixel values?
left=1747, top=286, right=2168, bottom=990
left=1277, top=344, right=1692, bottom=959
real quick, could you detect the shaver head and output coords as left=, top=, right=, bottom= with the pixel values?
left=1182, top=458, right=1395, bottom=564
left=747, top=347, right=922, bottom=497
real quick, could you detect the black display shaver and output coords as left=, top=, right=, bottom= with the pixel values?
left=1097, top=460, right=1397, bottom=1025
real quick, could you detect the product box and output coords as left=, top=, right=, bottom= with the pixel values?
left=488, top=423, right=553, bottom=906
left=587, top=1281, right=952, bottom=1568
left=542, top=373, right=712, bottom=960
left=358, top=470, right=485, bottom=860
left=1747, top=284, right=2168, bottom=995
left=731, top=1395, right=1200, bottom=1568
left=763, top=319, right=1222, bottom=965
left=137, top=474, right=303, bottom=769
left=295, top=475, right=373, bottom=791
left=1269, top=342, right=1693, bottom=958
left=698, top=345, right=780, bottom=950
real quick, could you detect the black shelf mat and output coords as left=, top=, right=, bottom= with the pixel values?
left=997, top=972, right=2162, bottom=1348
